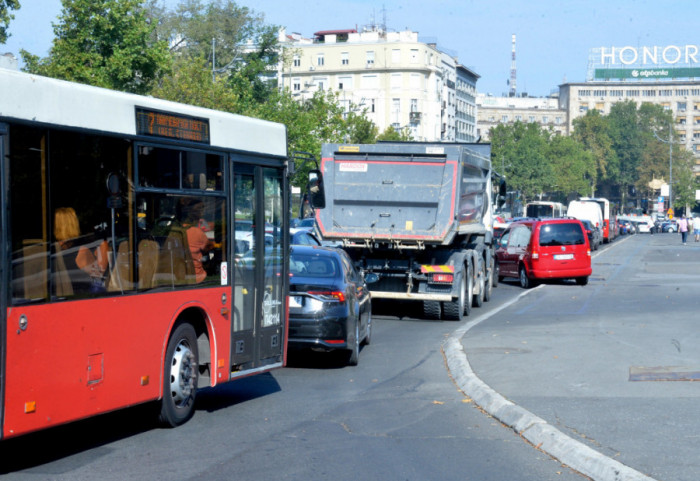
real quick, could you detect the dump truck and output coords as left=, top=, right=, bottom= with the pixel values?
left=315, top=142, right=503, bottom=321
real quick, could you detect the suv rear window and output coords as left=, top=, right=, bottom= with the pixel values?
left=538, top=223, right=584, bottom=246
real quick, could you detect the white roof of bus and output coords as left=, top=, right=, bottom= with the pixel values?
left=0, top=67, right=287, bottom=157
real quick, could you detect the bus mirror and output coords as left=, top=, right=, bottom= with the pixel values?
left=308, top=169, right=325, bottom=209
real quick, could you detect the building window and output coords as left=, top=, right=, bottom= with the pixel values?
left=370, top=98, right=375, bottom=113
left=316, top=54, right=324, bottom=67
left=293, top=79, right=301, bottom=91
left=337, top=76, right=352, bottom=90
left=542, top=116, right=549, bottom=123
left=555, top=117, right=562, bottom=124
left=410, top=49, right=419, bottom=63
left=293, top=56, right=300, bottom=67
left=366, top=51, right=375, bottom=67
left=341, top=52, right=349, bottom=65
left=678, top=102, right=687, bottom=112
left=529, top=116, right=535, bottom=123
left=391, top=73, right=401, bottom=90
left=501, top=115, right=508, bottom=123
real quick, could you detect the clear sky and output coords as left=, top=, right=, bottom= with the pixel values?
left=2, top=0, right=699, bottom=96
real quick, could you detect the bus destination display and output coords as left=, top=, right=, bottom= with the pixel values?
left=136, top=107, right=210, bottom=144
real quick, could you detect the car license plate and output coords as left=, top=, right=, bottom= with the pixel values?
left=554, top=253, right=574, bottom=260
left=289, top=296, right=302, bottom=307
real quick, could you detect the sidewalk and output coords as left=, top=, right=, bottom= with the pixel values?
left=444, top=233, right=700, bottom=481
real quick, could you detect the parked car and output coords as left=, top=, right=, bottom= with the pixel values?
left=617, top=219, right=634, bottom=235
left=288, top=245, right=374, bottom=365
left=661, top=220, right=679, bottom=233
left=495, top=217, right=592, bottom=288
left=580, top=219, right=602, bottom=251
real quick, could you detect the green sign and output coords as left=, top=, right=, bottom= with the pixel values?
left=594, top=68, right=700, bottom=80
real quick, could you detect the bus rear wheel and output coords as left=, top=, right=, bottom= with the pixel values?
left=159, top=323, right=199, bottom=427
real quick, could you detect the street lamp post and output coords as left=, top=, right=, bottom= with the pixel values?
left=653, top=124, right=677, bottom=216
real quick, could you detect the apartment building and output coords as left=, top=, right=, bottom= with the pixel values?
left=278, top=27, right=478, bottom=142
left=476, top=94, right=567, bottom=141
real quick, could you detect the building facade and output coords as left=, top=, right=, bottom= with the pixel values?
left=476, top=94, right=567, bottom=141
left=278, top=27, right=478, bottom=142
left=559, top=81, right=700, bottom=162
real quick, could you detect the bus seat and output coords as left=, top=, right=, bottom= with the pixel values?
left=157, top=226, right=195, bottom=286
left=21, top=242, right=48, bottom=300
left=53, top=243, right=74, bottom=297
left=107, top=241, right=133, bottom=292
left=138, top=239, right=159, bottom=289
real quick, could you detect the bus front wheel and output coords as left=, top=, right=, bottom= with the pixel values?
left=159, top=323, right=199, bottom=427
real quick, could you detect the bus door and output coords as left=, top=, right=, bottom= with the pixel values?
left=0, top=123, right=7, bottom=434
left=231, top=163, right=286, bottom=371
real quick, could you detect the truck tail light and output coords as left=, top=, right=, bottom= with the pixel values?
left=431, top=273, right=454, bottom=283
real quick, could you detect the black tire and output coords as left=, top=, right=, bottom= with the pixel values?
left=423, top=300, right=441, bottom=320
left=519, top=265, right=536, bottom=289
left=363, top=312, right=372, bottom=346
left=494, top=260, right=501, bottom=286
left=483, top=257, right=493, bottom=302
left=443, top=266, right=469, bottom=320
left=159, top=323, right=198, bottom=427
left=575, top=276, right=589, bottom=286
left=473, top=262, right=485, bottom=308
left=347, top=321, right=360, bottom=366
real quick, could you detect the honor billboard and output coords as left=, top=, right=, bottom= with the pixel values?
left=588, top=45, right=700, bottom=81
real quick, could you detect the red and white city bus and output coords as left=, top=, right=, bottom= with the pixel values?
left=0, top=68, right=320, bottom=438
left=579, top=197, right=617, bottom=243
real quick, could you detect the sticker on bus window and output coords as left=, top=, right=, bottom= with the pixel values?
left=221, top=262, right=228, bottom=285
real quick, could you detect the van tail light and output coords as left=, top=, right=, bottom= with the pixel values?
left=308, top=291, right=346, bottom=302
left=531, top=251, right=539, bottom=259
left=587, top=249, right=591, bottom=257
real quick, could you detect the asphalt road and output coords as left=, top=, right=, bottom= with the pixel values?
left=2, top=285, right=585, bottom=480
left=458, top=232, right=700, bottom=481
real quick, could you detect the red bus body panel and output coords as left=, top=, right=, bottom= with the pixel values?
left=3, top=288, right=229, bottom=438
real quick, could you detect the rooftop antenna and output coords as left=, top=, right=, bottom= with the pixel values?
left=509, top=34, right=517, bottom=97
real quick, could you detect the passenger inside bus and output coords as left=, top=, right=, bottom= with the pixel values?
left=178, top=198, right=214, bottom=283
left=53, top=207, right=109, bottom=294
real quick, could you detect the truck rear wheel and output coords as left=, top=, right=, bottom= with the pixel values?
left=473, top=262, right=485, bottom=308
left=423, top=300, right=442, bottom=320
left=483, top=258, right=493, bottom=302
left=443, top=265, right=470, bottom=320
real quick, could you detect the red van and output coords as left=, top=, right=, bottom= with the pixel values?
left=495, top=218, right=592, bottom=288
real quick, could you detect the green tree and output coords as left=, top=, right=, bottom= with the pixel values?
left=0, top=0, right=20, bottom=44
left=377, top=125, right=413, bottom=141
left=490, top=122, right=553, bottom=204
left=571, top=110, right=618, bottom=195
left=151, top=0, right=280, bottom=103
left=21, top=0, right=170, bottom=94
left=547, top=134, right=596, bottom=198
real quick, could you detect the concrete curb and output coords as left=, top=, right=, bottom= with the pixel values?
left=443, top=290, right=657, bottom=481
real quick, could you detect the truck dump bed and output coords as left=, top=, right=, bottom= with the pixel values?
left=316, top=142, right=492, bottom=245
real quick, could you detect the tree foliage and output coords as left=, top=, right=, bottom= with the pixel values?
left=0, top=0, right=20, bottom=44
left=21, top=0, right=170, bottom=94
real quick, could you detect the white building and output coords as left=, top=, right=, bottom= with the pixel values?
left=278, top=27, right=477, bottom=142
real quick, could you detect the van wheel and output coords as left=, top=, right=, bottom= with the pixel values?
left=575, top=276, right=589, bottom=286
left=519, top=266, right=536, bottom=289
left=159, top=323, right=198, bottom=427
